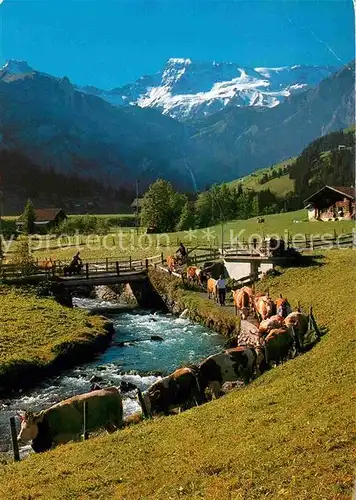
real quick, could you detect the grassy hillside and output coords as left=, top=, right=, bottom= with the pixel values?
left=0, top=286, right=112, bottom=394
left=228, top=158, right=296, bottom=197
left=0, top=250, right=355, bottom=499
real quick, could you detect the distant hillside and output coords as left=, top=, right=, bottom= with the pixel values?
left=289, top=127, right=355, bottom=204
left=227, top=158, right=296, bottom=197
left=223, top=125, right=355, bottom=208
left=0, top=150, right=134, bottom=214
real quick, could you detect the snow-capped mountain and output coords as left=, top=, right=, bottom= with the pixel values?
left=0, top=58, right=353, bottom=194
left=0, top=59, right=35, bottom=76
left=80, top=58, right=337, bottom=121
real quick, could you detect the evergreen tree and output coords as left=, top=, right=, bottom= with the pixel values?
left=195, top=191, right=213, bottom=228
left=251, top=194, right=259, bottom=217
left=22, top=199, right=36, bottom=234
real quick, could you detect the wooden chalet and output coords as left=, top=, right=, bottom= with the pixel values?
left=17, top=208, right=67, bottom=233
left=304, top=186, right=355, bottom=221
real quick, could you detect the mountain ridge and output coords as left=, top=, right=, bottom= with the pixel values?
left=78, top=58, right=338, bottom=121
left=0, top=59, right=354, bottom=193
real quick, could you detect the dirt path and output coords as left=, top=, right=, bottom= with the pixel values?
left=198, top=291, right=260, bottom=347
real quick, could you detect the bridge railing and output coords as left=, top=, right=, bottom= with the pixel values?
left=0, top=254, right=163, bottom=280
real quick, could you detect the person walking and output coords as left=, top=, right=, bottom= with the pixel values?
left=176, top=241, right=187, bottom=264
left=216, top=274, right=226, bottom=306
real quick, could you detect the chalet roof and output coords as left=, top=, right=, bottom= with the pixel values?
left=17, top=208, right=65, bottom=222
left=304, top=185, right=355, bottom=205
left=328, top=186, right=355, bottom=198
left=34, top=208, right=65, bottom=222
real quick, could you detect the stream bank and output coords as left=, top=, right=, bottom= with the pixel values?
left=0, top=305, right=226, bottom=455
left=148, top=269, right=241, bottom=345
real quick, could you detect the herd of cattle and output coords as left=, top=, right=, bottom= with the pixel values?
left=16, top=278, right=316, bottom=453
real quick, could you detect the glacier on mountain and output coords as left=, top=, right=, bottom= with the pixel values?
left=78, top=58, right=337, bottom=121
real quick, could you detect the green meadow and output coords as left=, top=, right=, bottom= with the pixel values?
left=3, top=209, right=354, bottom=262
left=0, top=250, right=355, bottom=499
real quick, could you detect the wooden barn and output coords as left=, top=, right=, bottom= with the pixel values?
left=17, top=208, right=67, bottom=233
left=304, top=186, right=355, bottom=221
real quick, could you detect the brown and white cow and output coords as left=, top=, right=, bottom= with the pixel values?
left=254, top=294, right=276, bottom=321
left=142, top=367, right=203, bottom=415
left=17, top=387, right=123, bottom=452
left=207, top=278, right=218, bottom=302
left=186, top=266, right=206, bottom=287
left=186, top=266, right=198, bottom=281
left=198, top=347, right=265, bottom=399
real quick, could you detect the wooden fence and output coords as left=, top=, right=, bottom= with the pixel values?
left=0, top=254, right=163, bottom=281
left=222, top=231, right=354, bottom=256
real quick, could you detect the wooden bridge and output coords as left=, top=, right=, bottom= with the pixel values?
left=0, top=254, right=164, bottom=287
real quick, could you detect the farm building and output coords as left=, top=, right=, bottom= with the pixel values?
left=304, top=186, right=355, bottom=221
left=16, top=208, right=67, bottom=233
left=131, top=198, right=144, bottom=212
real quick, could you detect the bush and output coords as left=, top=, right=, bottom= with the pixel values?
left=9, top=237, right=36, bottom=275
left=54, top=215, right=112, bottom=235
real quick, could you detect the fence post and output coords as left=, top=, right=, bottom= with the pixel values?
left=333, top=229, right=338, bottom=248
left=304, top=233, right=309, bottom=249
left=116, top=262, right=120, bottom=276
left=161, top=252, right=164, bottom=265
left=10, top=417, right=20, bottom=462
left=82, top=401, right=89, bottom=440
left=129, top=256, right=132, bottom=270
left=105, top=258, right=109, bottom=272
left=194, top=254, right=197, bottom=266
left=137, top=388, right=151, bottom=419
left=85, top=263, right=89, bottom=279
left=145, top=258, right=149, bottom=270
left=310, top=235, right=314, bottom=251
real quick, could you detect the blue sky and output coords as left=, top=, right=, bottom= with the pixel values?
left=0, top=0, right=354, bottom=89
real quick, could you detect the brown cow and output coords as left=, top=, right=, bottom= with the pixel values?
left=38, top=258, right=55, bottom=271
left=259, top=315, right=285, bottom=336
left=284, top=311, right=309, bottom=348
left=255, top=294, right=276, bottom=321
left=142, top=367, right=202, bottom=415
left=166, top=255, right=177, bottom=273
left=275, top=295, right=292, bottom=318
left=207, top=278, right=218, bottom=302
left=263, top=326, right=294, bottom=365
left=233, top=288, right=250, bottom=319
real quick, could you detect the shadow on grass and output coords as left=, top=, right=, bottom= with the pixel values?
left=277, top=254, right=326, bottom=269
